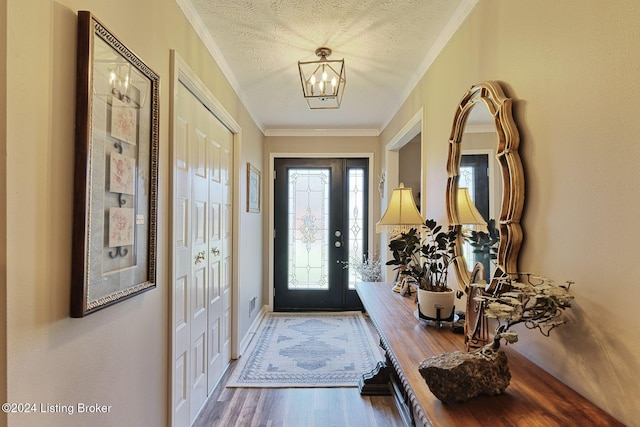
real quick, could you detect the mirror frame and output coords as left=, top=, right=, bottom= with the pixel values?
left=446, top=81, right=524, bottom=292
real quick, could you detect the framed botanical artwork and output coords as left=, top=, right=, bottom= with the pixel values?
left=71, top=11, right=159, bottom=317
left=247, top=163, right=261, bottom=213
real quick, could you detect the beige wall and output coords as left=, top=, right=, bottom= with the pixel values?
left=236, top=119, right=265, bottom=341
left=398, top=135, right=422, bottom=208
left=266, top=135, right=380, bottom=154
left=4, top=1, right=263, bottom=426
left=0, top=0, right=7, bottom=426
left=380, top=1, right=640, bottom=424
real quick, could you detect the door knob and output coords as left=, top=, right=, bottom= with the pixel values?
left=211, top=247, right=220, bottom=256
left=195, top=251, right=205, bottom=264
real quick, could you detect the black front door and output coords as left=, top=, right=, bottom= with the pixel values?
left=273, top=158, right=369, bottom=311
left=461, top=153, right=490, bottom=273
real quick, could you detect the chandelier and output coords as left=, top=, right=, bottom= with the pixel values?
left=298, top=47, right=346, bottom=109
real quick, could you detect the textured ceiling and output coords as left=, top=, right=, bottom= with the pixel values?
left=182, top=0, right=474, bottom=133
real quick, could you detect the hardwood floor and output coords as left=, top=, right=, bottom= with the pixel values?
left=192, top=315, right=404, bottom=427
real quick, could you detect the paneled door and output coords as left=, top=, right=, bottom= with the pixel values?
left=273, top=158, right=368, bottom=311
left=173, top=81, right=233, bottom=427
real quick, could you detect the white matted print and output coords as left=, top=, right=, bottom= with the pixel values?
left=110, top=96, right=137, bottom=145
left=109, top=207, right=135, bottom=247
left=247, top=162, right=261, bottom=213
left=71, top=11, right=159, bottom=317
left=110, top=152, right=136, bottom=195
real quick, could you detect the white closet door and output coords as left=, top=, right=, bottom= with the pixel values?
left=206, top=104, right=233, bottom=392
left=173, top=81, right=233, bottom=427
left=189, top=96, right=210, bottom=420
left=173, top=82, right=192, bottom=427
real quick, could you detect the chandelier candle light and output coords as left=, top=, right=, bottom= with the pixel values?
left=298, top=47, right=346, bottom=109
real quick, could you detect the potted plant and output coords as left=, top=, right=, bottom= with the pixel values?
left=386, top=219, right=459, bottom=320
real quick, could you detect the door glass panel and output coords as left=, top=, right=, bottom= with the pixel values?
left=347, top=168, right=364, bottom=289
left=460, top=165, right=476, bottom=270
left=287, top=168, right=330, bottom=290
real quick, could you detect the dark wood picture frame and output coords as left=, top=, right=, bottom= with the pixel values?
left=71, top=11, right=160, bottom=317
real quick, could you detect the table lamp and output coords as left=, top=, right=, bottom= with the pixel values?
left=376, top=183, right=424, bottom=291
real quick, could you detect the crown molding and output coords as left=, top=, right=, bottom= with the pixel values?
left=174, top=0, right=265, bottom=132
left=264, top=128, right=380, bottom=137
left=382, top=0, right=480, bottom=131
left=176, top=0, right=477, bottom=136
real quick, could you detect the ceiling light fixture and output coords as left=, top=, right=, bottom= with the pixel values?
left=298, top=47, right=346, bottom=109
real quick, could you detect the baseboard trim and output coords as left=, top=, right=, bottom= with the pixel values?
left=237, top=305, right=268, bottom=357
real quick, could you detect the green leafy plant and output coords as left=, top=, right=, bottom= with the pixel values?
left=473, top=273, right=575, bottom=352
left=464, top=219, right=499, bottom=266
left=386, top=219, right=458, bottom=292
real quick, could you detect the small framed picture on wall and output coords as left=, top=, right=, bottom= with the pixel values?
left=247, top=162, right=261, bottom=213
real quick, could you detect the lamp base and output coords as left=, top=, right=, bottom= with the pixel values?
left=392, top=278, right=414, bottom=296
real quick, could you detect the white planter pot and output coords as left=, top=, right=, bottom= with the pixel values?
left=417, top=288, right=455, bottom=320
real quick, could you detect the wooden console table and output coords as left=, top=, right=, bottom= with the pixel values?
left=356, top=282, right=623, bottom=427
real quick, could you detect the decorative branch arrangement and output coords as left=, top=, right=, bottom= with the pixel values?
left=473, top=273, right=575, bottom=352
left=419, top=272, right=575, bottom=403
left=340, top=252, right=382, bottom=282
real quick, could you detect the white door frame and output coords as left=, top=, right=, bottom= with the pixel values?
left=382, top=108, right=424, bottom=281
left=460, top=148, right=496, bottom=222
left=267, top=152, right=375, bottom=312
left=169, top=50, right=242, bottom=427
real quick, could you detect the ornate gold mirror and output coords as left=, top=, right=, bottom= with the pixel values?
left=445, top=81, right=524, bottom=347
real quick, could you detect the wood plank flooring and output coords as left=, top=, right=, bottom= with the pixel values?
left=193, top=315, right=403, bottom=427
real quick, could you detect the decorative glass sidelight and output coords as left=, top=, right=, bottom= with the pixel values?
left=347, top=168, right=364, bottom=289
left=460, top=165, right=477, bottom=271
left=287, top=169, right=330, bottom=289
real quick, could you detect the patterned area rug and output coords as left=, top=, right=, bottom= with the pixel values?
left=226, top=312, right=382, bottom=388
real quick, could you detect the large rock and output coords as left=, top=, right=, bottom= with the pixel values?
left=418, top=349, right=511, bottom=403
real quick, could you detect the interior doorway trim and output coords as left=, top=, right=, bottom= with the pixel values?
left=169, top=50, right=242, bottom=425
left=267, top=152, right=375, bottom=312
left=382, top=108, right=424, bottom=281
left=462, top=148, right=497, bottom=221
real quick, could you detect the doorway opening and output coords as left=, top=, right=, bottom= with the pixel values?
left=382, top=109, right=423, bottom=282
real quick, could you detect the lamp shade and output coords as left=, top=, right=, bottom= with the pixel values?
left=376, top=183, right=423, bottom=233
left=456, top=187, right=488, bottom=232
